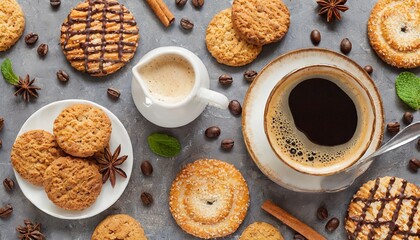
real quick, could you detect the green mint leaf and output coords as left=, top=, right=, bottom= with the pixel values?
left=1, top=58, right=19, bottom=85
left=147, top=133, right=181, bottom=158
left=395, top=72, right=420, bottom=110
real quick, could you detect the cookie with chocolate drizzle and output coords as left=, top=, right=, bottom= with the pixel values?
left=60, top=0, right=139, bottom=77
left=346, top=176, right=420, bottom=240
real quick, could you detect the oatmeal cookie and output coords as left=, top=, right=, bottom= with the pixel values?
left=205, top=8, right=262, bottom=67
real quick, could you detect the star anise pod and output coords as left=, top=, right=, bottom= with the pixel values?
left=16, top=219, right=45, bottom=240
left=14, top=75, right=41, bottom=102
left=97, top=144, right=128, bottom=188
left=317, top=0, right=349, bottom=22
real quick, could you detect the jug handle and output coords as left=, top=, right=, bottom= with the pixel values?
left=197, top=88, right=229, bottom=109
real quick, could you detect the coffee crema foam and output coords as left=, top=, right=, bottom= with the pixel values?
left=139, top=55, right=195, bottom=103
left=269, top=107, right=357, bottom=168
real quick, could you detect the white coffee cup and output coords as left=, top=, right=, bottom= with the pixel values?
left=131, top=47, right=229, bottom=128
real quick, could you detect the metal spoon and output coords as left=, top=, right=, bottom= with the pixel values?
left=321, top=121, right=420, bottom=192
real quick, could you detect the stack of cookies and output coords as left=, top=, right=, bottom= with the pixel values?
left=206, top=0, right=290, bottom=66
left=11, top=104, right=113, bottom=211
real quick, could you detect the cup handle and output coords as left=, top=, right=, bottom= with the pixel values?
left=196, top=88, right=229, bottom=109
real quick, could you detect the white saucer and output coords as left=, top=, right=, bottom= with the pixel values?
left=242, top=48, right=384, bottom=193
left=13, top=99, right=133, bottom=219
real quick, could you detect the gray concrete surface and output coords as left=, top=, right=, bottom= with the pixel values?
left=0, top=0, right=419, bottom=239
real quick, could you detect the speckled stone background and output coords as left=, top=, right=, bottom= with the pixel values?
left=0, top=0, right=419, bottom=239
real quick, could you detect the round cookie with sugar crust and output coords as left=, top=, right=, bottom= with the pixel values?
left=239, top=222, right=284, bottom=240
left=0, top=0, right=25, bottom=52
left=346, top=176, right=420, bottom=240
left=11, top=130, right=65, bottom=186
left=43, top=156, right=103, bottom=211
left=368, top=0, right=420, bottom=68
left=91, top=214, right=147, bottom=240
left=60, top=0, right=139, bottom=76
left=53, top=104, right=112, bottom=158
left=169, top=159, right=250, bottom=239
left=232, top=0, right=290, bottom=46
left=205, top=8, right=262, bottom=67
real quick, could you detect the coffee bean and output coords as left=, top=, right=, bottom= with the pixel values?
left=325, top=217, right=340, bottom=232
left=317, top=206, right=328, bottom=220
left=3, top=178, right=14, bottom=192
left=56, top=70, right=69, bottom=82
left=141, top=161, right=153, bottom=176
left=340, top=38, right=352, bottom=54
left=409, top=158, right=420, bottom=172
left=24, top=33, right=39, bottom=45
left=229, top=100, right=242, bottom=116
left=107, top=88, right=121, bottom=99
left=50, top=0, right=61, bottom=7
left=141, top=192, right=153, bottom=206
left=205, top=126, right=221, bottom=138
left=364, top=65, right=373, bottom=75
left=387, top=122, right=400, bottom=134
left=310, top=29, right=321, bottom=45
left=221, top=138, right=234, bottom=151
left=0, top=139, right=2, bottom=148
left=0, top=117, right=4, bottom=131
left=192, top=0, right=204, bottom=8
left=180, top=18, right=194, bottom=30
left=0, top=205, right=12, bottom=218
left=37, top=44, right=48, bottom=57
left=219, top=74, right=233, bottom=86
left=402, top=112, right=414, bottom=125
left=293, top=233, right=307, bottom=240
left=417, top=139, right=420, bottom=148
left=244, top=70, right=257, bottom=82
left=176, top=0, right=187, bottom=7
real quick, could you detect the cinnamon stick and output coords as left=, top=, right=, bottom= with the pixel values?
left=262, top=200, right=326, bottom=240
left=145, top=0, right=175, bottom=27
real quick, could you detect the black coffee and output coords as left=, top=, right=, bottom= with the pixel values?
left=288, top=78, right=357, bottom=146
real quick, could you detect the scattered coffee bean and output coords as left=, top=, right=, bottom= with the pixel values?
left=229, top=100, right=242, bottom=116
left=107, top=88, right=121, bottom=99
left=402, top=112, right=414, bottom=125
left=218, top=74, right=233, bottom=86
left=0, top=204, right=13, bottom=218
left=180, top=18, right=194, bottom=30
left=417, top=139, right=420, bottom=148
left=192, top=0, right=204, bottom=8
left=176, top=0, right=187, bottom=7
left=24, top=33, right=39, bottom=45
left=50, top=0, right=61, bottom=7
left=317, top=206, right=328, bottom=220
left=0, top=139, right=2, bottom=148
left=293, top=233, right=307, bottom=240
left=3, top=178, right=14, bottom=192
left=37, top=44, right=48, bottom=57
left=325, top=217, right=340, bottom=232
left=310, top=29, right=321, bottom=45
left=0, top=117, right=4, bottom=131
left=364, top=65, right=373, bottom=75
left=56, top=70, right=69, bottom=82
left=387, top=122, right=400, bottom=134
left=244, top=70, right=257, bottom=82
left=409, top=158, right=420, bottom=172
left=221, top=138, right=234, bottom=151
left=141, top=161, right=153, bottom=176
left=205, top=126, right=221, bottom=138
left=141, top=192, right=153, bottom=206
left=340, top=38, right=352, bottom=54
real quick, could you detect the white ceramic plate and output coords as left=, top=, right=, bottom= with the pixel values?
left=13, top=99, right=133, bottom=219
left=242, top=48, right=384, bottom=193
